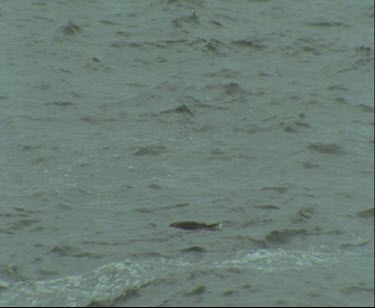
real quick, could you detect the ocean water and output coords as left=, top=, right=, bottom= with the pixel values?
left=0, top=0, right=373, bottom=306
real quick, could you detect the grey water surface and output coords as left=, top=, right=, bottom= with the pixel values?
left=0, top=0, right=373, bottom=306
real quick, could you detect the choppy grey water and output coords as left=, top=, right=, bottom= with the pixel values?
left=0, top=0, right=373, bottom=306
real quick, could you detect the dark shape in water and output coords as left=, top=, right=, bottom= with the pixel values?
left=161, top=103, right=195, bottom=117
left=170, top=221, right=221, bottom=230
left=62, top=21, right=81, bottom=35
left=181, top=246, right=207, bottom=252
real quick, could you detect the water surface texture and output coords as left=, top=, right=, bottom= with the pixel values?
left=0, top=0, right=373, bottom=306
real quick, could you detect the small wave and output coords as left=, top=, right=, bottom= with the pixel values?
left=213, top=249, right=338, bottom=273
left=0, top=249, right=340, bottom=306
left=0, top=260, right=154, bottom=307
